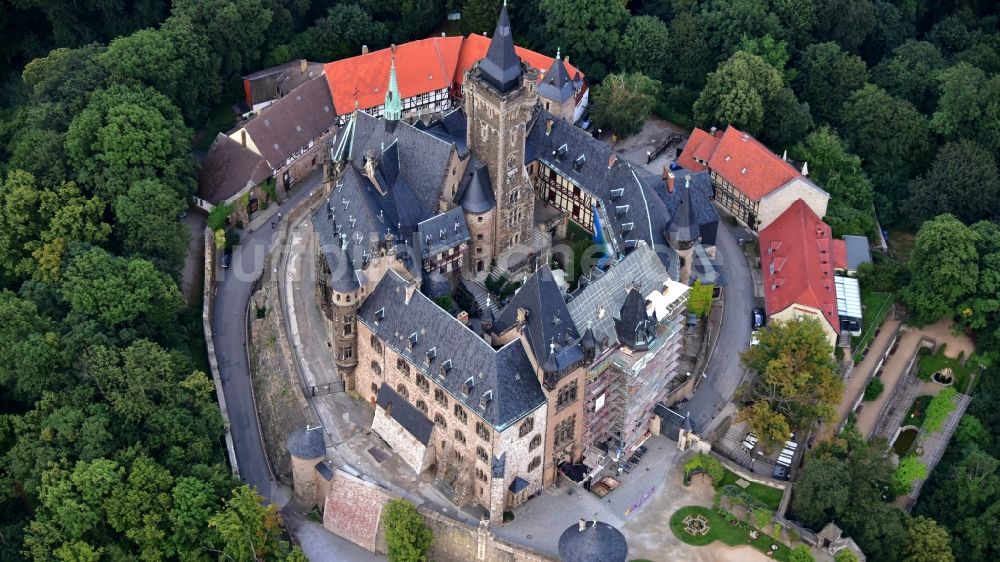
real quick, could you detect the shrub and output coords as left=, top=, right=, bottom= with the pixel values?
left=208, top=202, right=234, bottom=230
left=863, top=378, right=884, bottom=401
left=771, top=522, right=782, bottom=541
left=753, top=507, right=772, bottom=529
left=835, top=550, right=860, bottom=562
left=433, top=295, right=454, bottom=312
left=383, top=499, right=433, bottom=562
left=892, top=456, right=928, bottom=495
left=923, top=387, right=958, bottom=432
left=685, top=453, right=724, bottom=484
left=789, top=544, right=815, bottom=562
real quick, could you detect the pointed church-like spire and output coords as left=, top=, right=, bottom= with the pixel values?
left=384, top=45, right=402, bottom=122
left=478, top=3, right=523, bottom=94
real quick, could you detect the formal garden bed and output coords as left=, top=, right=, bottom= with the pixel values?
left=905, top=395, right=932, bottom=427
left=916, top=345, right=981, bottom=394
left=669, top=506, right=791, bottom=561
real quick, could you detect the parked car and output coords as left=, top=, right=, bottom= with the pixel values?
left=774, top=464, right=789, bottom=480
left=221, top=248, right=232, bottom=269
left=752, top=308, right=765, bottom=329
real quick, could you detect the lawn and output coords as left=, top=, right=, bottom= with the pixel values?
left=669, top=506, right=790, bottom=561
left=719, top=468, right=783, bottom=511
left=916, top=346, right=979, bottom=394
left=851, top=290, right=894, bottom=363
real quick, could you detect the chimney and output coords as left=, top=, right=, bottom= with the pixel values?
left=685, top=175, right=691, bottom=189
left=361, top=45, right=369, bottom=55
left=240, top=130, right=247, bottom=148
left=546, top=119, right=554, bottom=135
left=578, top=518, right=586, bottom=532
left=564, top=55, right=570, bottom=65
left=299, top=59, right=307, bottom=73
left=667, top=172, right=675, bottom=193
left=457, top=311, right=469, bottom=325
left=404, top=282, right=416, bottom=305
left=709, top=126, right=717, bottom=135
left=516, top=307, right=528, bottom=324
left=608, top=154, right=617, bottom=169
left=802, top=162, right=809, bottom=176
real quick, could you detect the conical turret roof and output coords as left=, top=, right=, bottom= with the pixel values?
left=478, top=4, right=523, bottom=94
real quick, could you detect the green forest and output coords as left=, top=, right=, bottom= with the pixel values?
left=0, top=0, right=998, bottom=560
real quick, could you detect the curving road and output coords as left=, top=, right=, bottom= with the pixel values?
left=684, top=220, right=756, bottom=434
left=212, top=174, right=323, bottom=499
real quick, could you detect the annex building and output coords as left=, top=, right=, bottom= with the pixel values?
left=306, top=6, right=707, bottom=523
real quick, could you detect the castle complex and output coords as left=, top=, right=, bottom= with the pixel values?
left=307, top=5, right=716, bottom=522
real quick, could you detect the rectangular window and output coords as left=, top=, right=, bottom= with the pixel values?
left=554, top=415, right=576, bottom=447
left=556, top=380, right=578, bottom=411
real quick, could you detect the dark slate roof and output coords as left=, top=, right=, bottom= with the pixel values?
left=615, top=287, right=654, bottom=351
left=478, top=5, right=523, bottom=94
left=656, top=169, right=719, bottom=247
left=376, top=383, right=433, bottom=445
left=314, top=461, right=334, bottom=481
left=508, top=476, right=530, bottom=493
left=242, top=75, right=336, bottom=168
left=493, top=266, right=580, bottom=369
left=417, top=207, right=470, bottom=257
left=331, top=110, right=456, bottom=217
left=558, top=520, right=628, bottom=562
left=455, top=160, right=496, bottom=213
left=418, top=108, right=468, bottom=157
left=287, top=427, right=325, bottom=459
left=538, top=54, right=575, bottom=103
left=197, top=134, right=272, bottom=204
left=357, top=269, right=547, bottom=430
left=567, top=244, right=673, bottom=347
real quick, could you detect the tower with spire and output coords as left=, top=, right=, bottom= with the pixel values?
left=383, top=45, right=402, bottom=125
left=463, top=2, right=537, bottom=266
left=538, top=47, right=580, bottom=122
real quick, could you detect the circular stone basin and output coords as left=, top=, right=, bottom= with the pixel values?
left=683, top=514, right=711, bottom=536
left=893, top=427, right=918, bottom=457
left=933, top=368, right=954, bottom=385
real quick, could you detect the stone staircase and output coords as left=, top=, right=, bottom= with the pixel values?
left=838, top=332, right=852, bottom=348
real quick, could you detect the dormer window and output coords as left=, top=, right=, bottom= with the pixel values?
left=426, top=346, right=437, bottom=363
left=573, top=154, right=585, bottom=171
left=480, top=390, right=492, bottom=408
left=407, top=332, right=418, bottom=350
left=462, top=377, right=474, bottom=395
left=374, top=307, right=385, bottom=323
left=440, top=359, right=452, bottom=376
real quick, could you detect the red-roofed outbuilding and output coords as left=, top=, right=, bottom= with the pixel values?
left=759, top=199, right=840, bottom=346
left=676, top=125, right=829, bottom=230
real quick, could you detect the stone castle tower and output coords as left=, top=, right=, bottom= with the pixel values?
left=463, top=3, right=536, bottom=264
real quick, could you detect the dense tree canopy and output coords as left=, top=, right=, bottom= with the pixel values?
left=794, top=42, right=868, bottom=125
left=903, top=140, right=1000, bottom=228
left=538, top=0, right=630, bottom=81
left=903, top=214, right=981, bottom=326
left=591, top=72, right=661, bottom=137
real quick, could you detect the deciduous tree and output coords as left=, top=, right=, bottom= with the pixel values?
left=538, top=0, right=629, bottom=81
left=794, top=42, right=868, bottom=125
left=904, top=214, right=979, bottom=326
left=591, top=72, right=661, bottom=137
left=871, top=40, right=945, bottom=114
left=618, top=16, right=671, bottom=82
left=694, top=51, right=783, bottom=135
left=113, top=179, right=190, bottom=273
left=903, top=516, right=955, bottom=562
left=383, top=499, right=434, bottom=562
left=903, top=140, right=1000, bottom=228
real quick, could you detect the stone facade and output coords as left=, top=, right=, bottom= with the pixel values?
left=371, top=403, right=434, bottom=474
left=463, top=65, right=538, bottom=262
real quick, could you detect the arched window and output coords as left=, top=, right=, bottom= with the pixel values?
left=454, top=430, right=466, bottom=444
left=475, top=467, right=488, bottom=482
left=396, top=357, right=410, bottom=378
left=476, top=446, right=488, bottom=462
left=528, top=456, right=541, bottom=472
left=396, top=384, right=409, bottom=399
left=370, top=383, right=378, bottom=395
left=416, top=373, right=429, bottom=393
left=434, top=388, right=448, bottom=407
left=529, top=434, right=541, bottom=452
left=476, top=421, right=490, bottom=442
left=434, top=413, right=447, bottom=428
left=518, top=417, right=534, bottom=438
left=415, top=400, right=428, bottom=414
left=371, top=361, right=382, bottom=377
left=453, top=404, right=468, bottom=424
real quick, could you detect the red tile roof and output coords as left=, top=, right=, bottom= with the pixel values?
left=453, top=34, right=583, bottom=89
left=322, top=470, right=396, bottom=553
left=832, top=239, right=848, bottom=271
left=707, top=126, right=805, bottom=201
left=323, top=36, right=463, bottom=115
left=759, top=199, right=839, bottom=331
left=676, top=127, right=721, bottom=172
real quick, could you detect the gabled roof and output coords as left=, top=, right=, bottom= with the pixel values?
left=197, top=134, right=271, bottom=204
left=454, top=34, right=583, bottom=90
left=675, top=127, right=721, bottom=172
left=323, top=36, right=463, bottom=114
left=493, top=266, right=580, bottom=369
left=477, top=4, right=522, bottom=94
left=241, top=75, right=336, bottom=168
left=242, top=59, right=324, bottom=107
left=759, top=200, right=840, bottom=331
left=357, top=269, right=546, bottom=430
left=537, top=49, right=575, bottom=103
left=707, top=126, right=814, bottom=201
left=376, top=384, right=433, bottom=445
